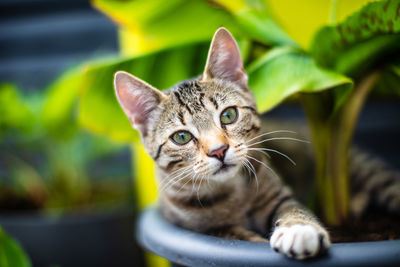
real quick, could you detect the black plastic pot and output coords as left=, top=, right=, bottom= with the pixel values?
left=137, top=207, right=400, bottom=267
left=0, top=208, right=144, bottom=267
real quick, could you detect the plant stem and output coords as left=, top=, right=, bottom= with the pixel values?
left=301, top=71, right=381, bottom=225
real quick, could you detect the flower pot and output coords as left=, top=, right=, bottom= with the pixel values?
left=0, top=208, right=144, bottom=267
left=136, top=207, right=400, bottom=267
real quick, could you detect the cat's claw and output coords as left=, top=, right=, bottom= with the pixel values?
left=270, top=224, right=330, bottom=260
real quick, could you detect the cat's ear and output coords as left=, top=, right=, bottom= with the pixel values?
left=203, top=27, right=247, bottom=89
left=114, top=71, right=165, bottom=135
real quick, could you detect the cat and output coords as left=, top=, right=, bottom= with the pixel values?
left=113, top=27, right=400, bottom=260
left=114, top=27, right=329, bottom=260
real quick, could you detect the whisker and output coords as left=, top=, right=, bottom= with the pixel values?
left=245, top=130, right=297, bottom=144
left=160, top=173, right=190, bottom=193
left=241, top=159, right=252, bottom=177
left=158, top=167, right=193, bottom=193
left=248, top=148, right=296, bottom=166
left=175, top=174, right=195, bottom=194
left=206, top=172, right=212, bottom=190
left=192, top=173, right=200, bottom=193
left=243, top=158, right=259, bottom=194
left=196, top=175, right=204, bottom=208
left=245, top=155, right=279, bottom=180
left=247, top=137, right=310, bottom=147
left=257, top=150, right=271, bottom=158
left=163, top=164, right=192, bottom=180
left=160, top=166, right=191, bottom=188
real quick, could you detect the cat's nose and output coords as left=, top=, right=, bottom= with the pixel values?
left=207, top=144, right=229, bottom=162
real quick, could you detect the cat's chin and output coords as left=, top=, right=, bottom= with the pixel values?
left=210, top=164, right=241, bottom=183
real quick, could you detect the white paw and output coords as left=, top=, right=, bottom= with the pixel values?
left=270, top=224, right=330, bottom=260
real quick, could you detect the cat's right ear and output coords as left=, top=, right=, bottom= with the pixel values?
left=114, top=71, right=165, bottom=135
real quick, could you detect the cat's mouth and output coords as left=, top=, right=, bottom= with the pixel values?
left=213, top=163, right=235, bottom=175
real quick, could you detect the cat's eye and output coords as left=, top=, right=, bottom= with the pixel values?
left=171, top=131, right=193, bottom=145
left=220, top=107, right=238, bottom=125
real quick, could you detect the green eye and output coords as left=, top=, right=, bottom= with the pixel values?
left=171, top=131, right=192, bottom=145
left=220, top=107, right=238, bottom=125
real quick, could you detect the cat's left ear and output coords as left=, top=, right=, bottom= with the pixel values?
left=203, top=27, right=248, bottom=89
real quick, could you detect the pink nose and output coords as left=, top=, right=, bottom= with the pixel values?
left=207, top=144, right=229, bottom=161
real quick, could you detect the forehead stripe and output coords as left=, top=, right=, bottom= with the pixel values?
left=173, top=91, right=193, bottom=115
left=153, top=141, right=166, bottom=161
left=209, top=97, right=219, bottom=109
left=241, top=105, right=258, bottom=115
left=177, top=111, right=186, bottom=125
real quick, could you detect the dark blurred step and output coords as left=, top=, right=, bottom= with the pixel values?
left=0, top=0, right=118, bottom=91
left=0, top=0, right=90, bottom=19
left=0, top=10, right=116, bottom=59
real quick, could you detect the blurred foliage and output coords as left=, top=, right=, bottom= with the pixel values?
left=0, top=84, right=36, bottom=140
left=41, top=66, right=83, bottom=139
left=0, top=76, right=132, bottom=214
left=266, top=0, right=373, bottom=48
left=213, top=0, right=296, bottom=46
left=311, top=0, right=400, bottom=77
left=92, top=0, right=239, bottom=56
left=0, top=226, right=31, bottom=267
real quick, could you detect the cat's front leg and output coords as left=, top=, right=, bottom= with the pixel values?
left=269, top=205, right=330, bottom=260
left=208, top=225, right=268, bottom=243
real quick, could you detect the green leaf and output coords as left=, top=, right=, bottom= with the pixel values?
left=92, top=0, right=238, bottom=56
left=311, top=0, right=400, bottom=77
left=248, top=47, right=353, bottom=113
left=41, top=66, right=83, bottom=139
left=392, top=61, right=400, bottom=76
left=372, top=67, right=400, bottom=96
left=0, top=226, right=31, bottom=267
left=213, top=0, right=296, bottom=46
left=0, top=84, right=35, bottom=138
left=78, top=43, right=209, bottom=142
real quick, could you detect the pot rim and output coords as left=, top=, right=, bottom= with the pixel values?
left=136, top=207, right=400, bottom=267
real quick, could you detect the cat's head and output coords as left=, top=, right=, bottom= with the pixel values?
left=114, top=28, right=260, bottom=182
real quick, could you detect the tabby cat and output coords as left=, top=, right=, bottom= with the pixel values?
left=114, top=28, right=399, bottom=260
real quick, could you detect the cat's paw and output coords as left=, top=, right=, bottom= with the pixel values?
left=270, top=224, right=330, bottom=260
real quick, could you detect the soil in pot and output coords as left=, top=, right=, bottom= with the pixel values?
left=328, top=208, right=400, bottom=243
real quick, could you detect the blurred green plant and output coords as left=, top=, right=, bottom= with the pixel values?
left=29, top=0, right=398, bottom=226
left=0, top=78, right=132, bottom=214
left=0, top=226, right=31, bottom=267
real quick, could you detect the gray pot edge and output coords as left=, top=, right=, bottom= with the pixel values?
left=136, top=207, right=400, bottom=267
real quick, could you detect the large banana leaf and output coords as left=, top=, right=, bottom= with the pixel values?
left=248, top=47, right=353, bottom=113
left=213, top=0, right=295, bottom=46
left=0, top=227, right=31, bottom=267
left=78, top=43, right=209, bottom=143
left=266, top=0, right=373, bottom=49
left=311, top=0, right=400, bottom=77
left=92, top=0, right=238, bottom=56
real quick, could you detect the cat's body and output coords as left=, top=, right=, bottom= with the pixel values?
left=114, top=28, right=400, bottom=260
